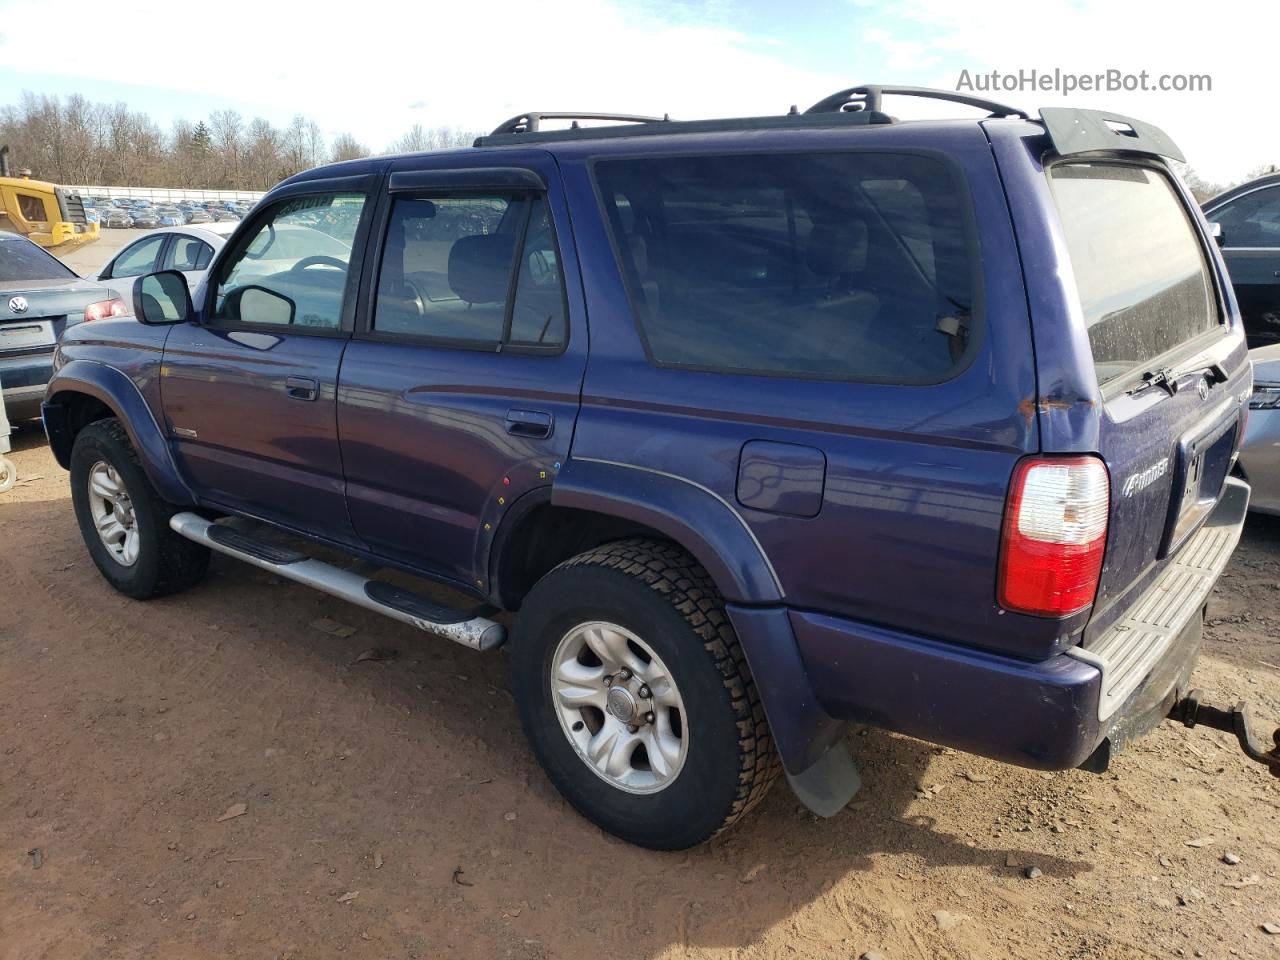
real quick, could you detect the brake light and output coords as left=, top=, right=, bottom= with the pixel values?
left=83, top=298, right=128, bottom=322
left=998, top=456, right=1110, bottom=617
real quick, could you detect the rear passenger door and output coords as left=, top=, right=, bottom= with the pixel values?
left=337, top=155, right=587, bottom=589
left=95, top=234, right=169, bottom=303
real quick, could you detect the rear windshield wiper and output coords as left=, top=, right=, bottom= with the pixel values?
left=1127, top=360, right=1230, bottom=397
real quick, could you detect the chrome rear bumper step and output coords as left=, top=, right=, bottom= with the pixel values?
left=169, top=512, right=506, bottom=651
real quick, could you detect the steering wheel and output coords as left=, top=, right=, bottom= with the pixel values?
left=290, top=255, right=347, bottom=273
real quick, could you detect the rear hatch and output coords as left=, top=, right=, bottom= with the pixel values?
left=1045, top=160, right=1250, bottom=643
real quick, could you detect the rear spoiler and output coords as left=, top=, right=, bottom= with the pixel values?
left=1039, top=107, right=1185, bottom=163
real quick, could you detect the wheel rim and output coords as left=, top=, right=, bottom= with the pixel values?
left=550, top=620, right=688, bottom=795
left=87, top=460, right=140, bottom=567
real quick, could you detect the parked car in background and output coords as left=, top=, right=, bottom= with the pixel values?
left=86, top=220, right=236, bottom=302
left=130, top=199, right=153, bottom=210
left=131, top=210, right=161, bottom=229
left=1203, top=172, right=1280, bottom=349
left=1, top=234, right=122, bottom=420
left=185, top=207, right=212, bottom=224
left=41, top=90, right=1273, bottom=850
left=156, top=207, right=186, bottom=227
left=102, top=208, right=134, bottom=229
left=1236, top=344, right=1280, bottom=514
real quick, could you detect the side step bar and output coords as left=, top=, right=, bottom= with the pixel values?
left=169, top=512, right=506, bottom=651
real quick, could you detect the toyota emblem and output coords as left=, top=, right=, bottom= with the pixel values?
left=7, top=295, right=29, bottom=314
left=1197, top=378, right=1209, bottom=401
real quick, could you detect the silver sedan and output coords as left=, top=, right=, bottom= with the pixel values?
left=1239, top=344, right=1280, bottom=514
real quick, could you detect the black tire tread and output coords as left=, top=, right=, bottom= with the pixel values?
left=554, top=537, right=781, bottom=835
left=76, top=418, right=209, bottom=598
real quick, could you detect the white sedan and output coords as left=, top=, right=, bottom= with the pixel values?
left=87, top=221, right=240, bottom=305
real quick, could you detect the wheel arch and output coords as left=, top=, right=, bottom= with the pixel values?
left=44, top=360, right=194, bottom=506
left=488, top=458, right=784, bottom=611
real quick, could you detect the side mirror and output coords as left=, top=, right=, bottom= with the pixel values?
left=1209, top=222, right=1225, bottom=248
left=226, top=284, right=296, bottom=326
left=133, top=270, right=192, bottom=325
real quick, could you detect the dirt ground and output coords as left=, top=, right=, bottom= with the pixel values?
left=1, top=420, right=1278, bottom=960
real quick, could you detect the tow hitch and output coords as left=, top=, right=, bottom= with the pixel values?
left=1170, top=690, right=1280, bottom=778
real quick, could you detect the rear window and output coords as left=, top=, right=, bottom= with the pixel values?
left=1048, top=163, right=1218, bottom=388
left=0, top=238, right=77, bottom=282
left=594, top=151, right=977, bottom=382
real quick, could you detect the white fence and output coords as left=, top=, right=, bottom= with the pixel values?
left=66, top=185, right=266, bottom=204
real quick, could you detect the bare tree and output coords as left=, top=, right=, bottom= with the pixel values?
left=330, top=133, right=370, bottom=163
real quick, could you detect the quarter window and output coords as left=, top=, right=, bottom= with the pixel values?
left=593, top=152, right=976, bottom=381
left=372, top=193, right=566, bottom=349
left=213, top=193, right=366, bottom=329
left=170, top=236, right=213, bottom=271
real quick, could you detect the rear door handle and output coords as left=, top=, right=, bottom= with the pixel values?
left=505, top=408, right=553, bottom=439
left=285, top=376, right=319, bottom=401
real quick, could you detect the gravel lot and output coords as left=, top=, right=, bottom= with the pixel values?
left=1, top=421, right=1278, bottom=960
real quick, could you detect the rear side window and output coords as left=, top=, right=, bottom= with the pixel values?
left=1205, top=184, right=1280, bottom=248
left=372, top=193, right=567, bottom=350
left=0, top=238, right=76, bottom=282
left=1048, top=163, right=1218, bottom=388
left=594, top=151, right=976, bottom=382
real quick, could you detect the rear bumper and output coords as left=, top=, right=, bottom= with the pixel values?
left=783, top=478, right=1249, bottom=771
left=1, top=352, right=55, bottom=421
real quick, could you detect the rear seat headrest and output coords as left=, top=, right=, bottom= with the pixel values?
left=448, top=234, right=517, bottom=304
left=806, top=219, right=869, bottom=277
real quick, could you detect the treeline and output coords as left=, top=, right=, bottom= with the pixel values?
left=0, top=92, right=479, bottom=190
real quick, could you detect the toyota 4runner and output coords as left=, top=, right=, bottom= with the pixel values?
left=42, top=86, right=1280, bottom=849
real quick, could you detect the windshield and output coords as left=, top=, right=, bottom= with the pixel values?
left=1048, top=163, right=1218, bottom=388
left=0, top=238, right=78, bottom=283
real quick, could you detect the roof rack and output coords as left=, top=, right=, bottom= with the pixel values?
left=488, top=112, right=670, bottom=136
left=805, top=84, right=1029, bottom=119
left=473, top=109, right=892, bottom=148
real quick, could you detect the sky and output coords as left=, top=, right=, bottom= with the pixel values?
left=0, top=0, right=1274, bottom=185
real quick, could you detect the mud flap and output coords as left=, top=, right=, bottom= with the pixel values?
left=785, top=738, right=862, bottom=817
left=1171, top=690, right=1280, bottom=778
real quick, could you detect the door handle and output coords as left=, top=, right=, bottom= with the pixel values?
left=505, top=408, right=553, bottom=439
left=285, top=376, right=319, bottom=401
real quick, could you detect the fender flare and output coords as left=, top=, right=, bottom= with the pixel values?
left=550, top=457, right=784, bottom=605
left=43, top=359, right=194, bottom=506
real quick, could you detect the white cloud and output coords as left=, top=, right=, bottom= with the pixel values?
left=0, top=0, right=842, bottom=148
left=853, top=0, right=1280, bottom=184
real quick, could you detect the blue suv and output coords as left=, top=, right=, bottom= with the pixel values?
left=41, top=86, right=1278, bottom=848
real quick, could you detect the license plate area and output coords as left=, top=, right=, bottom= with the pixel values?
left=0, top=319, right=56, bottom=351
left=1160, top=409, right=1239, bottom=557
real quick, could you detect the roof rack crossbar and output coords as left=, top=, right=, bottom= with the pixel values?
left=805, top=84, right=1029, bottom=120
left=489, top=111, right=670, bottom=137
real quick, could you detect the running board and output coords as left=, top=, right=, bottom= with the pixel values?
left=169, top=513, right=506, bottom=651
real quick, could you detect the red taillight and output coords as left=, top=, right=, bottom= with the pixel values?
left=84, top=298, right=128, bottom=322
left=998, top=456, right=1110, bottom=617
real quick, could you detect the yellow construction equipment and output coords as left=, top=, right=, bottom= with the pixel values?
left=0, top=145, right=99, bottom=251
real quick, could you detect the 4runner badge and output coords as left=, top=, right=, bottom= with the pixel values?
left=1122, top=458, right=1170, bottom=497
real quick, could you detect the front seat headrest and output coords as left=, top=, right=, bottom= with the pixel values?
left=448, top=234, right=517, bottom=304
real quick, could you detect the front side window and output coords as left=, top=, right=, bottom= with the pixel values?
left=213, top=193, right=366, bottom=330
left=593, top=151, right=976, bottom=382
left=373, top=192, right=566, bottom=349
left=1049, top=163, right=1217, bottom=387
left=1205, top=185, right=1280, bottom=249
left=111, top=236, right=166, bottom=278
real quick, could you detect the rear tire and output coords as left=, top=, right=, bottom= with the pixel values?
left=0, top=456, right=15, bottom=494
left=70, top=418, right=209, bottom=599
left=510, top=539, right=779, bottom=849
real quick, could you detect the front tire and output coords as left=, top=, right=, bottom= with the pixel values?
left=70, top=418, right=209, bottom=599
left=511, top=539, right=779, bottom=849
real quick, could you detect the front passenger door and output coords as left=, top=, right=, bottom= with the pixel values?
left=161, top=180, right=374, bottom=545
